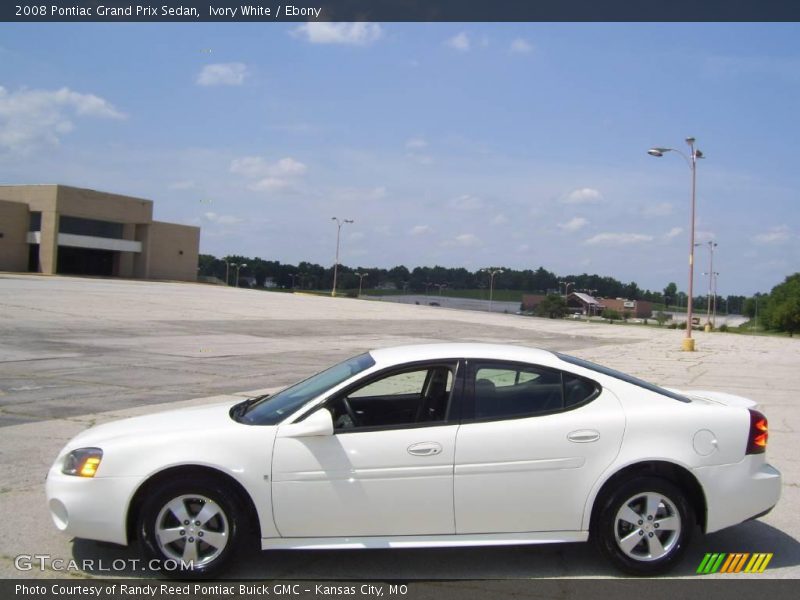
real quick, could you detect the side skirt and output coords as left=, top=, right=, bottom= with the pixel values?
left=261, top=531, right=589, bottom=550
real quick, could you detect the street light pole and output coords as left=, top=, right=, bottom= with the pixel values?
left=481, top=268, right=504, bottom=313
left=225, top=261, right=231, bottom=286
left=354, top=272, right=367, bottom=297
left=233, top=263, right=247, bottom=287
left=648, top=137, right=704, bottom=351
left=330, top=217, right=354, bottom=297
left=697, top=241, right=717, bottom=328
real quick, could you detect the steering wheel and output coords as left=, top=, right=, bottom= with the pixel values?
left=341, top=397, right=360, bottom=428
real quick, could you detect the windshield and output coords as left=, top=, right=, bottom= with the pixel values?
left=236, top=352, right=376, bottom=425
left=555, top=352, right=690, bottom=403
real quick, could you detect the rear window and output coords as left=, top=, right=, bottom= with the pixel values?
left=555, top=352, right=690, bottom=403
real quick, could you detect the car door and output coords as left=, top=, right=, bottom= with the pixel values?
left=271, top=361, right=462, bottom=538
left=454, top=360, right=625, bottom=534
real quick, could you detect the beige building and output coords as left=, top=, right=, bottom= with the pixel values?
left=0, top=185, right=199, bottom=281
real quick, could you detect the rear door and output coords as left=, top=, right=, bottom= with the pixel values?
left=454, top=360, right=625, bottom=534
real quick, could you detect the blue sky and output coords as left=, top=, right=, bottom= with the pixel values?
left=1, top=22, right=798, bottom=295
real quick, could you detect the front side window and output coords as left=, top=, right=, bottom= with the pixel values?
left=329, top=364, right=455, bottom=431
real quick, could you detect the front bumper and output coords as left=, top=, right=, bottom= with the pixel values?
left=694, top=455, right=781, bottom=533
left=45, top=465, right=142, bottom=546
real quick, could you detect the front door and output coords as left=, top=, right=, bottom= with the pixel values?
left=272, top=362, right=461, bottom=537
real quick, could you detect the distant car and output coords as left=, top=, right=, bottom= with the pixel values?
left=428, top=301, right=440, bottom=306
left=46, top=344, right=780, bottom=577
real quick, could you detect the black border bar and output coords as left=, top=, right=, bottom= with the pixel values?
left=4, top=579, right=800, bottom=600
left=4, top=0, right=800, bottom=23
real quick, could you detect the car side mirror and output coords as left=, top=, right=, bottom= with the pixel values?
left=277, top=408, right=334, bottom=438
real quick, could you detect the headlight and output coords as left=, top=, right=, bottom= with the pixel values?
left=62, top=448, right=103, bottom=477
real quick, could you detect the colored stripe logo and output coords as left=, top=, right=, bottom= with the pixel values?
left=696, top=553, right=773, bottom=574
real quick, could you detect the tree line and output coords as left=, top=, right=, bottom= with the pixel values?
left=198, top=254, right=800, bottom=333
left=199, top=254, right=664, bottom=300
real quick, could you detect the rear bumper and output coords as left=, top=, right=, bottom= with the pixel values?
left=694, top=456, right=781, bottom=533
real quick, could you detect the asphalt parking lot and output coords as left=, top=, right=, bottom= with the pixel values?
left=1, top=274, right=798, bottom=581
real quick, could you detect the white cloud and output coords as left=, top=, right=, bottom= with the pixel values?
left=168, top=180, right=196, bottom=190
left=196, top=63, right=247, bottom=86
left=230, top=156, right=307, bottom=192
left=405, top=137, right=428, bottom=150
left=409, top=225, right=432, bottom=236
left=753, top=225, right=791, bottom=245
left=561, top=187, right=603, bottom=204
left=270, top=157, right=307, bottom=176
left=291, top=23, right=383, bottom=46
left=510, top=38, right=533, bottom=54
left=331, top=186, right=387, bottom=202
left=492, top=213, right=509, bottom=225
left=449, top=194, right=484, bottom=210
left=0, top=86, right=125, bottom=154
left=584, top=232, right=654, bottom=246
left=695, top=230, right=717, bottom=243
left=442, top=233, right=482, bottom=247
left=664, top=227, right=683, bottom=240
left=446, top=32, right=470, bottom=52
left=249, top=177, right=290, bottom=192
left=643, top=202, right=673, bottom=217
left=559, top=217, right=589, bottom=232
left=204, top=212, right=242, bottom=225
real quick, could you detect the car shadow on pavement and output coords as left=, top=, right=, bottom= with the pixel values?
left=70, top=519, right=799, bottom=579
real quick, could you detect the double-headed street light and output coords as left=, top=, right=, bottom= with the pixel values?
left=230, top=263, right=247, bottom=287
left=703, top=270, right=720, bottom=329
left=696, top=241, right=718, bottom=328
left=331, top=217, right=354, bottom=297
left=648, top=137, right=704, bottom=351
left=559, top=280, right=574, bottom=297
left=481, top=268, right=504, bottom=313
left=354, top=272, right=368, bottom=297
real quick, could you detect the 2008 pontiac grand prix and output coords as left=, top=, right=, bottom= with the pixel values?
left=46, top=344, right=781, bottom=577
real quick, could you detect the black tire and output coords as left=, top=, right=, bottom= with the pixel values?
left=137, top=477, right=245, bottom=579
left=591, top=476, right=694, bottom=576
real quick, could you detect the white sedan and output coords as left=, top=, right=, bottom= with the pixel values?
left=46, top=344, right=781, bottom=577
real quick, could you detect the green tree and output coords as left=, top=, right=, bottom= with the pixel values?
left=535, top=295, right=568, bottom=319
left=663, top=282, right=678, bottom=310
left=763, top=273, right=800, bottom=335
left=655, top=311, right=670, bottom=326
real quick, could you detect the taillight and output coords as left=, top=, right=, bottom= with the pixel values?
left=746, top=409, right=768, bottom=455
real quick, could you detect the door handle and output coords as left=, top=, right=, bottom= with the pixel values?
left=407, top=442, right=443, bottom=456
left=567, top=429, right=600, bottom=443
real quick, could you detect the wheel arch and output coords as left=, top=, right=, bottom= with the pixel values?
left=587, top=460, right=707, bottom=534
left=126, top=464, right=261, bottom=544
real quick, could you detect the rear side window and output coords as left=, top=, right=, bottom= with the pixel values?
left=555, top=352, right=690, bottom=403
left=470, top=363, right=597, bottom=421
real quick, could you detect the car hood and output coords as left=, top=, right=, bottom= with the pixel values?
left=670, top=389, right=758, bottom=409
left=68, top=400, right=243, bottom=447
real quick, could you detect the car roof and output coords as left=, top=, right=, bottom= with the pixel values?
left=368, top=343, right=560, bottom=368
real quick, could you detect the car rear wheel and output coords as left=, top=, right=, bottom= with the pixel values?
left=592, top=477, right=693, bottom=575
left=138, top=478, right=244, bottom=578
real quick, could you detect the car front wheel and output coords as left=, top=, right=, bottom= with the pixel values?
left=138, top=478, right=243, bottom=578
left=593, top=477, right=693, bottom=575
